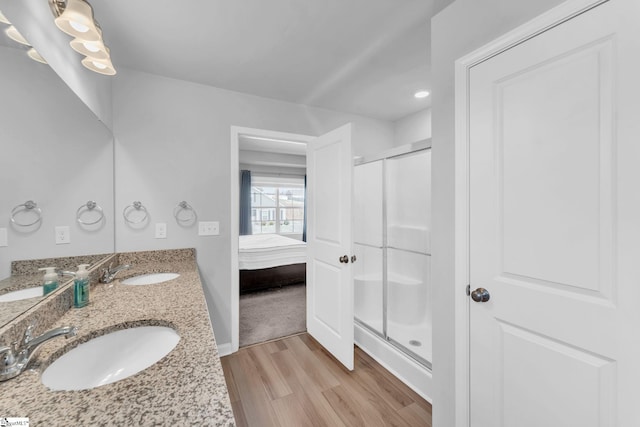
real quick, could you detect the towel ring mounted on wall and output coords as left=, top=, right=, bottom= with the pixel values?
left=76, top=200, right=104, bottom=225
left=10, top=200, right=42, bottom=227
left=173, top=201, right=197, bottom=224
left=123, top=201, right=148, bottom=224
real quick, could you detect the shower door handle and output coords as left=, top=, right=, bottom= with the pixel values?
left=471, top=288, right=490, bottom=302
left=339, top=255, right=349, bottom=263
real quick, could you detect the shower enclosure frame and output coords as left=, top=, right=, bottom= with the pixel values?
left=353, top=139, right=432, bottom=370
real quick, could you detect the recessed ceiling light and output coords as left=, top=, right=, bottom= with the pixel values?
left=414, top=90, right=430, bottom=99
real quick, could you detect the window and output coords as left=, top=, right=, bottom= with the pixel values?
left=250, top=175, right=304, bottom=235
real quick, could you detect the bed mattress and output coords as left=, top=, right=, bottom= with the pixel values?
left=239, top=234, right=307, bottom=270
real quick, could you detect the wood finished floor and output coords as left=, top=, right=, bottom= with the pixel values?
left=221, top=333, right=432, bottom=427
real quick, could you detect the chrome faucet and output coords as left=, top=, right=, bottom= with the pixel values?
left=100, top=263, right=131, bottom=284
left=58, top=270, right=76, bottom=279
left=0, top=324, right=78, bottom=381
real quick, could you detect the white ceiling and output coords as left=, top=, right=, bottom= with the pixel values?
left=90, top=0, right=437, bottom=122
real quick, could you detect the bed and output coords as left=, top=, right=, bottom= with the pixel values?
left=239, top=234, right=307, bottom=293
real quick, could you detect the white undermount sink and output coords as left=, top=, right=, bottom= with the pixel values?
left=41, top=326, right=180, bottom=391
left=121, top=273, right=180, bottom=285
left=0, top=286, right=43, bottom=302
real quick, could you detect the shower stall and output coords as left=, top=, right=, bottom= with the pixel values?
left=353, top=140, right=432, bottom=399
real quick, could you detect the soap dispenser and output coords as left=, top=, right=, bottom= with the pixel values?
left=39, top=267, right=58, bottom=296
left=74, top=264, right=91, bottom=308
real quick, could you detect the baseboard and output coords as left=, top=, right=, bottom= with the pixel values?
left=355, top=323, right=433, bottom=403
left=216, top=342, right=234, bottom=357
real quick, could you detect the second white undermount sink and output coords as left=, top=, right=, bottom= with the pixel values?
left=121, top=273, right=180, bottom=285
left=0, top=286, right=43, bottom=302
left=41, top=326, right=180, bottom=391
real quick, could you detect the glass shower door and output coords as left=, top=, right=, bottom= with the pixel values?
left=385, top=150, right=431, bottom=364
left=353, top=160, right=383, bottom=335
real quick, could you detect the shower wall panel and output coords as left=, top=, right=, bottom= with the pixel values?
left=353, top=160, right=383, bottom=247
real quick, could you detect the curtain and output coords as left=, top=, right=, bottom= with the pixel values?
left=302, top=174, right=307, bottom=242
left=239, top=170, right=252, bottom=235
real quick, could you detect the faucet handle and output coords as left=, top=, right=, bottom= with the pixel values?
left=0, top=345, right=15, bottom=367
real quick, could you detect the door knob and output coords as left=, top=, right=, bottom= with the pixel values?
left=351, top=255, right=357, bottom=263
left=339, top=255, right=349, bottom=263
left=471, top=288, right=490, bottom=302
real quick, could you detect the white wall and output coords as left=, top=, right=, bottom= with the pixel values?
left=430, top=0, right=567, bottom=425
left=0, top=0, right=113, bottom=128
left=112, top=68, right=394, bottom=346
left=0, top=46, right=114, bottom=279
left=394, top=108, right=432, bottom=146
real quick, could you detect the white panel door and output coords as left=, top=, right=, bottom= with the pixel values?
left=306, top=123, right=354, bottom=370
left=469, top=1, right=640, bottom=426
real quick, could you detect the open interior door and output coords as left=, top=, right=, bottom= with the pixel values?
left=306, top=123, right=354, bottom=370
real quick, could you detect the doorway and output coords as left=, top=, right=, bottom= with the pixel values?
left=230, top=127, right=314, bottom=352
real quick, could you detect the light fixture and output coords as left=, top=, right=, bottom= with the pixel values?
left=27, top=48, right=48, bottom=64
left=81, top=56, right=116, bottom=75
left=50, top=0, right=116, bottom=76
left=0, top=10, right=11, bottom=25
left=50, top=0, right=100, bottom=42
left=5, top=26, right=30, bottom=46
left=70, top=37, right=109, bottom=60
left=414, top=90, right=430, bottom=99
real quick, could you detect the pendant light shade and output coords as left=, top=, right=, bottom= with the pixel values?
left=5, top=26, right=30, bottom=46
left=27, top=48, right=48, bottom=64
left=70, top=38, right=109, bottom=60
left=54, top=0, right=100, bottom=42
left=81, top=56, right=116, bottom=76
left=0, top=10, right=11, bottom=25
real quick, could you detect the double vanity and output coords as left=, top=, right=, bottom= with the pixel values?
left=0, top=249, right=235, bottom=426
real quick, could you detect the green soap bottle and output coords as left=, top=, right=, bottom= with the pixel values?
left=74, top=264, right=91, bottom=308
left=39, top=267, right=58, bottom=296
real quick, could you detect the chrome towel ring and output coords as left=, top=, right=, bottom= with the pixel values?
left=11, top=200, right=42, bottom=227
left=123, top=201, right=148, bottom=224
left=76, top=201, right=104, bottom=225
left=173, top=201, right=197, bottom=224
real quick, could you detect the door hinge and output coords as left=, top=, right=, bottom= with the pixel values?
left=466, top=284, right=471, bottom=296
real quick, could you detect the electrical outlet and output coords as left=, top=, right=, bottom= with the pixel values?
left=0, top=228, right=7, bottom=247
left=198, top=221, right=219, bottom=236
left=155, top=223, right=167, bottom=239
left=55, top=226, right=71, bottom=245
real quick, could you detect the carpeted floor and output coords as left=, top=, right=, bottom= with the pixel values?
left=239, top=283, right=306, bottom=347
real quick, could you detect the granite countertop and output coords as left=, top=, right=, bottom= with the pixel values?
left=0, top=274, right=52, bottom=326
left=0, top=250, right=235, bottom=426
left=0, top=253, right=112, bottom=327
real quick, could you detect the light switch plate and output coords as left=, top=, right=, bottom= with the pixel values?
left=155, top=223, right=167, bottom=239
left=0, top=228, right=7, bottom=247
left=55, top=226, right=71, bottom=245
left=198, top=221, right=219, bottom=236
